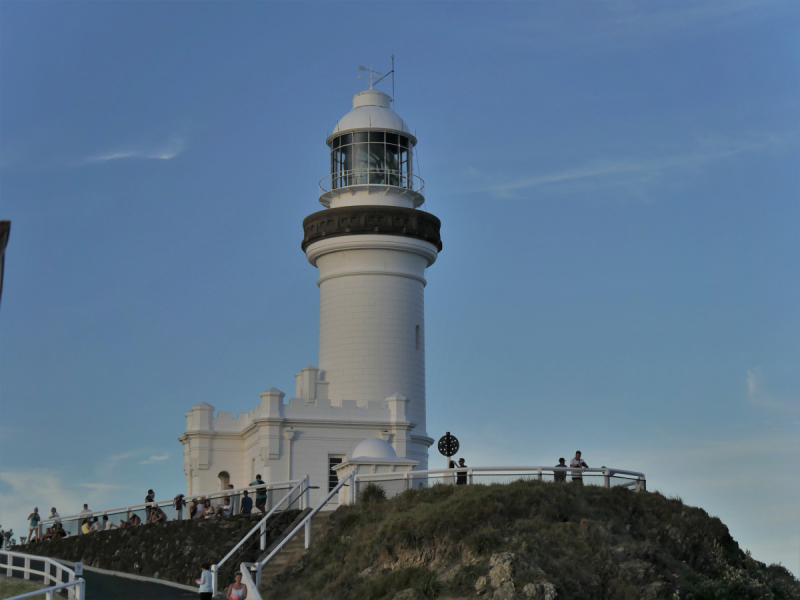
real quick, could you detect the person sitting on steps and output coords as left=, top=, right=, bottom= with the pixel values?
left=226, top=572, right=248, bottom=599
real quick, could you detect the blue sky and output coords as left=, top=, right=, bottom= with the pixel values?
left=1, top=0, right=798, bottom=573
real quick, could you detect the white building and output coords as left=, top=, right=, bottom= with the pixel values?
left=179, top=82, right=442, bottom=505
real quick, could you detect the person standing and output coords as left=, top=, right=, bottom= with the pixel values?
left=49, top=507, right=60, bottom=524
left=250, top=475, right=267, bottom=514
left=174, top=494, right=186, bottom=520
left=27, top=508, right=40, bottom=542
left=144, top=489, right=155, bottom=522
left=227, top=484, right=239, bottom=515
left=553, top=458, right=567, bottom=482
left=570, top=451, right=588, bottom=484
left=240, top=490, right=253, bottom=515
left=456, top=458, right=468, bottom=485
left=196, top=563, right=213, bottom=600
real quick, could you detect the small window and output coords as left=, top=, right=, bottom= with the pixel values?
left=329, top=456, right=344, bottom=492
left=415, top=325, right=421, bottom=351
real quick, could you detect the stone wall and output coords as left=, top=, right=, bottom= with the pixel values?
left=14, top=511, right=301, bottom=589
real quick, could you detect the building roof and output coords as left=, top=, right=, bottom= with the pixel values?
left=328, top=89, right=415, bottom=145
left=351, top=437, right=398, bottom=460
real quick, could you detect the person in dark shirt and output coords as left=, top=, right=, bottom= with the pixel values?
left=554, top=458, right=567, bottom=482
left=456, top=458, right=468, bottom=485
left=240, top=490, right=253, bottom=515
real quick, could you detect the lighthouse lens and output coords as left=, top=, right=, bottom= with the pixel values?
left=328, top=131, right=414, bottom=191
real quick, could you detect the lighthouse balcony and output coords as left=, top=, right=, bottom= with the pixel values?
left=319, top=170, right=425, bottom=208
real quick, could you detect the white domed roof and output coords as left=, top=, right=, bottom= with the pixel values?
left=329, top=89, right=415, bottom=143
left=351, top=437, right=398, bottom=460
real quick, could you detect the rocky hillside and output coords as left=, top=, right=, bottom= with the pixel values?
left=15, top=510, right=301, bottom=590
left=263, top=481, right=799, bottom=600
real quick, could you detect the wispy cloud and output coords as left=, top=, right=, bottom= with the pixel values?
left=468, top=132, right=794, bottom=198
left=0, top=469, right=126, bottom=536
left=747, top=367, right=799, bottom=412
left=77, top=483, right=129, bottom=491
left=80, top=137, right=185, bottom=165
left=138, top=453, right=169, bottom=465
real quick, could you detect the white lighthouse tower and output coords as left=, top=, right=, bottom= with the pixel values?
left=302, top=84, right=442, bottom=468
left=180, top=77, right=441, bottom=501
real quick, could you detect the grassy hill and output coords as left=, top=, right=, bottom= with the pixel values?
left=262, top=480, right=799, bottom=600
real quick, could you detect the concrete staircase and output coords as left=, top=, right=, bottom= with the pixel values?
left=257, top=511, right=330, bottom=590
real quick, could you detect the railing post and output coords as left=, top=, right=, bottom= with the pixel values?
left=260, top=519, right=267, bottom=551
left=304, top=519, right=311, bottom=549
left=604, top=470, right=611, bottom=488
left=211, top=564, right=218, bottom=597
left=24, top=556, right=30, bottom=579
left=353, top=473, right=359, bottom=505
left=304, top=474, right=310, bottom=509
left=468, top=469, right=473, bottom=485
left=77, top=578, right=85, bottom=600
left=537, top=468, right=542, bottom=482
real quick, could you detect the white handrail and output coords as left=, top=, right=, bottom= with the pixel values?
left=239, top=562, right=263, bottom=600
left=253, top=472, right=354, bottom=587
left=1, top=550, right=84, bottom=599
left=211, top=477, right=308, bottom=596
left=352, top=466, right=645, bottom=480
left=349, top=465, right=646, bottom=500
left=38, top=479, right=303, bottom=531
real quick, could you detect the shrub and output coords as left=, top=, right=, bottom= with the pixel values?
left=359, top=483, right=387, bottom=506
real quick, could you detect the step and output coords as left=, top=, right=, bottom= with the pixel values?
left=257, top=512, right=332, bottom=589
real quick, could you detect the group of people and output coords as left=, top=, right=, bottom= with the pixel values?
left=24, top=478, right=273, bottom=545
left=554, top=451, right=590, bottom=483
left=196, top=564, right=248, bottom=600
left=26, top=507, right=67, bottom=543
left=446, top=452, right=591, bottom=485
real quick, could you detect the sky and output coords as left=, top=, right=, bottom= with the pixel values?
left=1, top=0, right=798, bottom=575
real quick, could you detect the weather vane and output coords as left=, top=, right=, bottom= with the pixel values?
left=358, top=56, right=395, bottom=103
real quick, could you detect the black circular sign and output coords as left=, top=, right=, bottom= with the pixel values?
left=437, top=432, right=459, bottom=457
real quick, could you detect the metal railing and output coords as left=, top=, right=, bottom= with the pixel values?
left=238, top=562, right=263, bottom=600
left=250, top=472, right=355, bottom=588
left=36, top=479, right=304, bottom=539
left=210, top=477, right=309, bottom=597
left=0, top=550, right=85, bottom=599
left=319, top=170, right=425, bottom=198
left=345, top=466, right=646, bottom=505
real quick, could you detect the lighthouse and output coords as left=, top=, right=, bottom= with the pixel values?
left=180, top=77, right=441, bottom=500
left=302, top=84, right=442, bottom=468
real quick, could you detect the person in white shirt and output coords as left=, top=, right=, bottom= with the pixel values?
left=49, top=507, right=61, bottom=524
left=79, top=504, right=92, bottom=518
left=221, top=497, right=233, bottom=517
left=196, top=563, right=213, bottom=600
left=570, top=451, right=588, bottom=484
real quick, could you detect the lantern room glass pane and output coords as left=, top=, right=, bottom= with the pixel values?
left=369, top=132, right=384, bottom=143
left=340, top=133, right=352, bottom=145
left=386, top=133, right=399, bottom=146
left=353, top=132, right=368, bottom=144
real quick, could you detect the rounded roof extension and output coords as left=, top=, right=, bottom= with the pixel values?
left=351, top=437, right=398, bottom=460
left=327, top=89, right=416, bottom=146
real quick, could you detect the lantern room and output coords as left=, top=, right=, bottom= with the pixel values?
left=319, top=89, right=424, bottom=209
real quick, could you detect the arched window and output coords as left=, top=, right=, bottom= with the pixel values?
left=218, top=471, right=230, bottom=491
